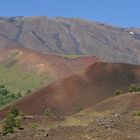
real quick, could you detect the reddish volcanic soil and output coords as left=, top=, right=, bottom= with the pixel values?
left=1, top=62, right=140, bottom=117
left=94, top=92, right=140, bottom=113
left=0, top=44, right=99, bottom=79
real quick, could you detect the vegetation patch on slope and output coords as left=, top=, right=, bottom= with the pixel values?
left=0, top=85, right=22, bottom=107
left=0, top=65, right=52, bottom=96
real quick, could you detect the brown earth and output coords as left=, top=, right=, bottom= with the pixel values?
left=0, top=93, right=140, bottom=140
left=1, top=62, right=140, bottom=117
left=93, top=92, right=140, bottom=113
left=0, top=44, right=99, bottom=79
left=75, top=92, right=140, bottom=124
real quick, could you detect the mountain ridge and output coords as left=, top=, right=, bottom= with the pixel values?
left=0, top=16, right=140, bottom=64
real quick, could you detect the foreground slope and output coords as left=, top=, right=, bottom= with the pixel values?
left=0, top=45, right=99, bottom=94
left=1, top=62, right=140, bottom=117
left=61, top=92, right=140, bottom=125
left=0, top=17, right=140, bottom=64
left=93, top=92, right=140, bottom=113
left=73, top=92, right=140, bottom=125
left=1, top=92, right=140, bottom=140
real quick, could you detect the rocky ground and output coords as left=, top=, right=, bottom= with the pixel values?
left=86, top=113, right=140, bottom=140
left=0, top=113, right=140, bottom=140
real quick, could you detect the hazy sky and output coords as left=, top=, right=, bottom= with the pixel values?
left=0, top=0, right=140, bottom=28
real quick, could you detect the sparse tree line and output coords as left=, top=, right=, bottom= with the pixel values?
left=0, top=85, right=32, bottom=107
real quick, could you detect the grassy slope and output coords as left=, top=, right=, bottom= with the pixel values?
left=0, top=50, right=53, bottom=95
left=0, top=65, right=53, bottom=95
left=0, top=53, right=82, bottom=95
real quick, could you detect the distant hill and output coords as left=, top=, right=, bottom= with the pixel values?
left=1, top=62, right=140, bottom=117
left=0, top=16, right=140, bottom=64
left=0, top=45, right=98, bottom=95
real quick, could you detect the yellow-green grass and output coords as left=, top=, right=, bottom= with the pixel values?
left=57, top=110, right=112, bottom=127
left=0, top=65, right=53, bottom=96
left=61, top=54, right=86, bottom=59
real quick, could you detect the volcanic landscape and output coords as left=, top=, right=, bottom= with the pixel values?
left=0, top=16, right=140, bottom=140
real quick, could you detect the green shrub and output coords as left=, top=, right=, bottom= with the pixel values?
left=26, top=89, right=31, bottom=94
left=75, top=106, right=83, bottom=113
left=0, top=88, right=9, bottom=96
left=8, top=93, right=16, bottom=99
left=30, top=122, right=38, bottom=128
left=17, top=92, right=22, bottom=98
left=137, top=112, right=140, bottom=116
left=2, top=114, right=16, bottom=135
left=10, top=106, right=20, bottom=117
left=134, top=111, right=140, bottom=116
left=0, top=85, right=22, bottom=107
left=114, top=89, right=122, bottom=96
left=0, top=85, right=5, bottom=88
left=128, top=84, right=140, bottom=92
left=44, top=108, right=53, bottom=117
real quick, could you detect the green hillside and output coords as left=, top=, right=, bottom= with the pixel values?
left=0, top=65, right=53, bottom=96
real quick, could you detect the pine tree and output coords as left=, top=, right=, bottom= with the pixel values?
left=2, top=106, right=21, bottom=135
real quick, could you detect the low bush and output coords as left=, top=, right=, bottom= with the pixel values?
left=44, top=108, right=53, bottom=117
left=128, top=84, right=140, bottom=92
left=75, top=106, right=83, bottom=113
left=30, top=122, right=38, bottom=128
left=114, top=89, right=122, bottom=96
left=134, top=111, right=140, bottom=116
